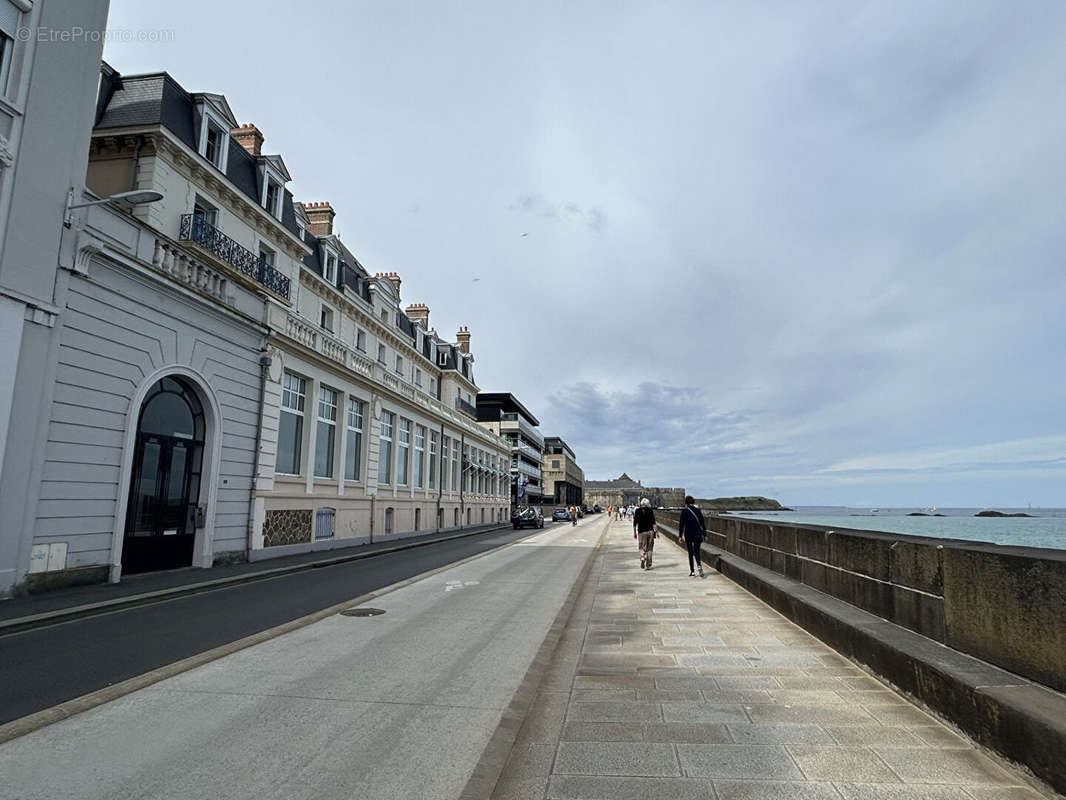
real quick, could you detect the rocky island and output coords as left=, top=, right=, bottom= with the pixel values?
left=699, top=496, right=792, bottom=511
left=975, top=510, right=1034, bottom=518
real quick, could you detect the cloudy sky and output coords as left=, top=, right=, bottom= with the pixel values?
left=104, top=1, right=1066, bottom=507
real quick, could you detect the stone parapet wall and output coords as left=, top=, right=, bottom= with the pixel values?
left=659, top=511, right=1066, bottom=694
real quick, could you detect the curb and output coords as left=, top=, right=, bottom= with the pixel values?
left=0, top=523, right=513, bottom=636
left=0, top=523, right=549, bottom=746
left=658, top=521, right=1066, bottom=797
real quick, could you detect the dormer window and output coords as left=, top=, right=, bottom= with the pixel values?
left=196, top=98, right=234, bottom=173
left=438, top=351, right=448, bottom=366
left=264, top=178, right=282, bottom=218
left=324, top=253, right=337, bottom=283
left=380, top=309, right=388, bottom=323
left=204, top=121, right=225, bottom=168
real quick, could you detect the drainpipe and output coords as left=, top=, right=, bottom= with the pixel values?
left=129, top=136, right=143, bottom=191
left=436, top=422, right=445, bottom=531
left=369, top=496, right=375, bottom=544
left=246, top=348, right=271, bottom=557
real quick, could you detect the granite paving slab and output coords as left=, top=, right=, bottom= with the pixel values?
left=490, top=519, right=1048, bottom=800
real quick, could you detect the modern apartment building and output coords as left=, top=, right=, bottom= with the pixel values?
left=475, top=393, right=544, bottom=506
left=0, top=0, right=112, bottom=595
left=3, top=63, right=510, bottom=593
left=541, top=436, right=584, bottom=507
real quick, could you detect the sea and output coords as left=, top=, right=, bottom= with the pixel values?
left=726, top=507, right=1066, bottom=551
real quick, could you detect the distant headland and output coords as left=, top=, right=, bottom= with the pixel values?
left=699, top=496, right=792, bottom=511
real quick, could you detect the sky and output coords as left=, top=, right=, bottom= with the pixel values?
left=103, top=1, right=1066, bottom=507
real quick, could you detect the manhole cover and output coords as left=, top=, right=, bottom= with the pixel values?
left=340, top=607, right=386, bottom=617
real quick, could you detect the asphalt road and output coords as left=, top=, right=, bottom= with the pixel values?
left=0, top=523, right=551, bottom=725
left=0, top=519, right=604, bottom=800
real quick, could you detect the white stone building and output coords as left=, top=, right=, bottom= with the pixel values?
left=3, top=62, right=509, bottom=592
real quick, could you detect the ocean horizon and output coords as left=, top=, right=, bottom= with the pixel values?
left=725, top=506, right=1066, bottom=550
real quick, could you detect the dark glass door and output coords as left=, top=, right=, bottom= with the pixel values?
left=123, top=377, right=205, bottom=574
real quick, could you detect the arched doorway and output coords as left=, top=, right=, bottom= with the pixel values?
left=122, top=376, right=206, bottom=574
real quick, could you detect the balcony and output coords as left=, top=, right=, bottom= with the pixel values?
left=179, top=214, right=291, bottom=300
left=515, top=441, right=543, bottom=463
left=499, top=413, right=544, bottom=449
left=455, top=398, right=478, bottom=419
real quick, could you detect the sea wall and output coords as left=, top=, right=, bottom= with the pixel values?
left=659, top=511, right=1066, bottom=693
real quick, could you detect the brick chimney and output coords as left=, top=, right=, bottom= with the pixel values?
left=456, top=326, right=471, bottom=354
left=231, top=123, right=264, bottom=156
left=375, top=271, right=402, bottom=297
left=406, top=303, right=429, bottom=329
left=303, top=202, right=335, bottom=236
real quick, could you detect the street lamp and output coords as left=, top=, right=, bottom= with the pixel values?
left=64, top=188, right=164, bottom=228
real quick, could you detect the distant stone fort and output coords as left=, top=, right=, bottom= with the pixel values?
left=584, top=473, right=686, bottom=509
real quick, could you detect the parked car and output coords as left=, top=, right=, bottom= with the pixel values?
left=592, top=505, right=602, bottom=513
left=552, top=508, right=570, bottom=522
left=512, top=506, right=544, bottom=529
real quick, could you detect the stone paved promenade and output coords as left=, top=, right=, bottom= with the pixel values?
left=491, top=518, right=1048, bottom=800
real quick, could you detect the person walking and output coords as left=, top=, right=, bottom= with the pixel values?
left=678, top=495, right=706, bottom=577
left=570, top=505, right=578, bottom=526
left=633, top=498, right=658, bottom=569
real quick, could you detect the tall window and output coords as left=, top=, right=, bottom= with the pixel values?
left=345, top=397, right=364, bottom=481
left=384, top=507, right=393, bottom=535
left=395, top=354, right=404, bottom=375
left=378, top=411, right=394, bottom=485
left=193, top=196, right=218, bottom=227
left=314, top=386, right=337, bottom=478
left=414, top=508, right=422, bottom=531
left=463, top=445, right=471, bottom=492
left=259, top=244, right=276, bottom=270
left=320, top=305, right=334, bottom=334
left=428, top=431, right=439, bottom=489
left=414, top=425, right=426, bottom=489
left=377, top=343, right=386, bottom=364
left=441, top=437, right=450, bottom=492
left=277, top=372, right=305, bottom=475
left=325, top=254, right=337, bottom=283
left=0, top=30, right=13, bottom=96
left=451, top=440, right=459, bottom=491
left=397, top=418, right=411, bottom=486
left=356, top=329, right=367, bottom=352
left=415, top=368, right=422, bottom=387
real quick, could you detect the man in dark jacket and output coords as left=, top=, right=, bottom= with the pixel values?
left=633, top=498, right=658, bottom=569
left=678, top=495, right=706, bottom=577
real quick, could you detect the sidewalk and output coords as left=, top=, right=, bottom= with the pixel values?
left=491, top=519, right=1046, bottom=799
left=0, top=522, right=508, bottom=628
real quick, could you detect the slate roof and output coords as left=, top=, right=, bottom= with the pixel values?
left=94, top=69, right=302, bottom=240
left=585, top=473, right=643, bottom=490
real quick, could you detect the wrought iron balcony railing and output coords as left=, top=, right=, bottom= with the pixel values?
left=179, top=213, right=291, bottom=300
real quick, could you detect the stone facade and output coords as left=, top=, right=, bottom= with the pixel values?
left=584, top=473, right=686, bottom=509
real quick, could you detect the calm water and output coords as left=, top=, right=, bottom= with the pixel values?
left=727, top=507, right=1066, bottom=551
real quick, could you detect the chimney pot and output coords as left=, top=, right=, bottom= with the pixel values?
left=231, top=123, right=264, bottom=156
left=303, top=201, right=335, bottom=236
left=456, top=326, right=472, bottom=354
left=405, top=303, right=430, bottom=329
